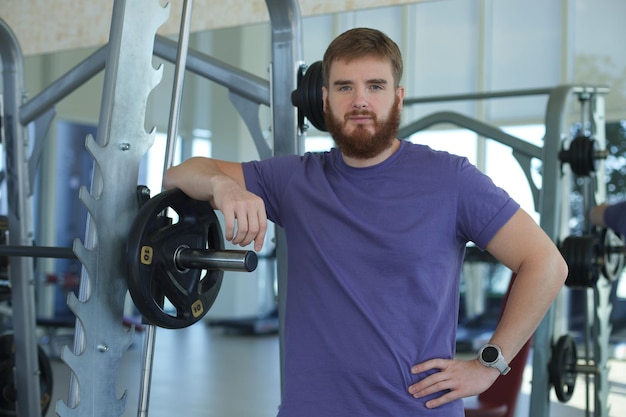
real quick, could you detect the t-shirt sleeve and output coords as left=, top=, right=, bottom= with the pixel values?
left=242, top=156, right=303, bottom=227
left=455, top=159, right=520, bottom=250
left=604, top=201, right=626, bottom=237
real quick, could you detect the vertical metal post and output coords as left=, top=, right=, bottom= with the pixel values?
left=528, top=85, right=572, bottom=417
left=163, top=0, right=193, bottom=171
left=139, top=1, right=194, bottom=416
left=57, top=1, right=169, bottom=416
left=0, top=17, right=43, bottom=417
left=589, top=92, right=611, bottom=417
left=265, top=0, right=304, bottom=394
left=137, top=325, right=158, bottom=417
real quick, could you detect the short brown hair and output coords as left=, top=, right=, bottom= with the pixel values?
left=322, top=27, right=403, bottom=88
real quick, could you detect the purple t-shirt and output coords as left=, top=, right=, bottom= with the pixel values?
left=243, top=140, right=519, bottom=417
left=605, top=200, right=626, bottom=237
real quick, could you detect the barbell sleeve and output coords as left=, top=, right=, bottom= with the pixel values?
left=175, top=248, right=258, bottom=272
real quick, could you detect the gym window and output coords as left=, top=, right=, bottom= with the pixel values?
left=138, top=131, right=212, bottom=197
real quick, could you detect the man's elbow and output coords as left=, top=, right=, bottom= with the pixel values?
left=551, top=251, right=569, bottom=289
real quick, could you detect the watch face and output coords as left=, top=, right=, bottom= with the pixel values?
left=481, top=346, right=499, bottom=363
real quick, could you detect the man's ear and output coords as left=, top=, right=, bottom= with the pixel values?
left=322, top=86, right=328, bottom=113
left=396, top=86, right=405, bottom=109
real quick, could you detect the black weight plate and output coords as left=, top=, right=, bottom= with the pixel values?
left=549, top=334, right=578, bottom=403
left=600, top=227, right=625, bottom=282
left=304, top=61, right=327, bottom=132
left=127, top=189, right=224, bottom=329
left=292, top=65, right=307, bottom=134
left=292, top=61, right=327, bottom=132
left=0, top=333, right=53, bottom=416
left=561, top=235, right=600, bottom=288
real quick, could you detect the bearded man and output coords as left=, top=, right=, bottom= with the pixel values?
left=163, top=27, right=567, bottom=417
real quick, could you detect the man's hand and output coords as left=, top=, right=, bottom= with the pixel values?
left=407, top=358, right=499, bottom=408
left=163, top=157, right=268, bottom=252
left=211, top=174, right=268, bottom=252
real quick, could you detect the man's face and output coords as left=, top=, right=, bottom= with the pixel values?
left=322, top=56, right=405, bottom=160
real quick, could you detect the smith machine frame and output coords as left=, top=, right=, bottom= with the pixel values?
left=0, top=0, right=613, bottom=416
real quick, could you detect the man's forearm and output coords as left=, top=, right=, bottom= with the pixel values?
left=163, top=157, right=234, bottom=202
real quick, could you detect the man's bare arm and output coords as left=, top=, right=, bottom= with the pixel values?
left=163, top=157, right=268, bottom=251
left=484, top=208, right=568, bottom=363
left=408, top=209, right=568, bottom=408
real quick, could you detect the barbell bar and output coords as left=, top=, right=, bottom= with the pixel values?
left=0, top=245, right=76, bottom=259
left=0, top=244, right=255, bottom=273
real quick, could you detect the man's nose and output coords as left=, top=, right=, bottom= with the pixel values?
left=352, top=88, right=368, bottom=109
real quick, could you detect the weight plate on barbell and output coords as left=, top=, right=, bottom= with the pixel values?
left=560, top=235, right=600, bottom=288
left=570, top=134, right=597, bottom=177
left=600, top=227, right=625, bottom=282
left=0, top=333, right=53, bottom=416
left=549, top=334, right=578, bottom=403
left=126, top=189, right=224, bottom=329
left=291, top=61, right=327, bottom=132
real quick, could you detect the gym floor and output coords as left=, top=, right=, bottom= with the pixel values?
left=43, top=323, right=625, bottom=417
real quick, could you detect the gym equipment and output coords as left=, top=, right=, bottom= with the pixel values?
left=0, top=0, right=302, bottom=415
left=291, top=60, right=326, bottom=133
left=1, top=189, right=258, bottom=329
left=560, top=229, right=625, bottom=287
left=560, top=235, right=601, bottom=288
left=549, top=334, right=599, bottom=403
left=0, top=245, right=76, bottom=259
left=126, top=188, right=258, bottom=329
left=0, top=333, right=53, bottom=416
left=549, top=334, right=578, bottom=402
left=559, top=132, right=608, bottom=177
left=600, top=227, right=625, bottom=282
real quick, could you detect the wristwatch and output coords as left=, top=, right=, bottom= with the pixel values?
left=478, top=344, right=511, bottom=375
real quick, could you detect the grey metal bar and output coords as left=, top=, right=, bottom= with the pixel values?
left=163, top=0, right=193, bottom=171
left=145, top=3, right=192, bottom=413
left=397, top=110, right=543, bottom=160
left=404, top=87, right=555, bottom=105
left=19, top=45, right=108, bottom=125
left=403, top=85, right=610, bottom=105
left=137, top=324, right=156, bottom=417
left=0, top=17, right=43, bottom=417
left=153, top=35, right=270, bottom=106
left=19, top=32, right=271, bottom=128
left=529, top=84, right=576, bottom=417
left=228, top=92, right=272, bottom=160
left=0, top=245, right=76, bottom=258
left=265, top=0, right=303, bottom=397
left=28, top=108, right=56, bottom=196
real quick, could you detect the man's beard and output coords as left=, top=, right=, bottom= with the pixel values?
left=324, top=96, right=401, bottom=160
